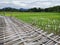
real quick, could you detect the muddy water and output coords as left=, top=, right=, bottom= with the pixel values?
left=0, top=17, right=6, bottom=45
left=18, top=42, right=24, bottom=45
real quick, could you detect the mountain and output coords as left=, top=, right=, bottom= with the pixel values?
left=19, top=8, right=28, bottom=11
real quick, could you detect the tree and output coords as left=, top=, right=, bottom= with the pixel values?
left=0, top=6, right=60, bottom=12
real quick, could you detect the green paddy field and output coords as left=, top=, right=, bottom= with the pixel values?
left=0, top=12, right=60, bottom=35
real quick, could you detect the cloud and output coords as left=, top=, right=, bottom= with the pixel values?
left=28, top=1, right=52, bottom=8
left=0, top=0, right=60, bottom=9
left=12, top=1, right=27, bottom=6
left=0, top=0, right=10, bottom=4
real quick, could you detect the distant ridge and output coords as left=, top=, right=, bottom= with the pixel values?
left=0, top=6, right=60, bottom=12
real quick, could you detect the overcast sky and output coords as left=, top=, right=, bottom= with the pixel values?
left=0, top=0, right=60, bottom=9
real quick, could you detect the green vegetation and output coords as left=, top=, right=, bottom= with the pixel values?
left=0, top=12, right=60, bottom=35
left=0, top=6, right=60, bottom=12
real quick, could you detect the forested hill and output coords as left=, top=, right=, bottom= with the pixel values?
left=0, top=6, right=60, bottom=12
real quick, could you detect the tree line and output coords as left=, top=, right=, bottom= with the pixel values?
left=0, top=6, right=60, bottom=12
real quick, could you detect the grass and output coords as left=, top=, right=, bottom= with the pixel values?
left=0, top=12, right=60, bottom=35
